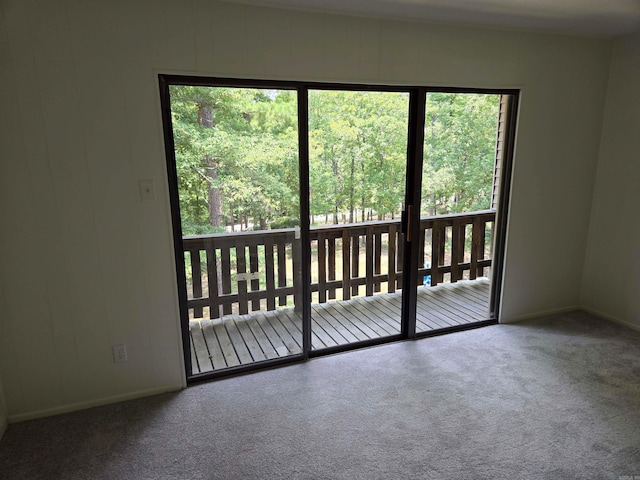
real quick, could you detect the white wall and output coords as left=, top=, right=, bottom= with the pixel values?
left=0, top=361, right=6, bottom=439
left=0, top=0, right=611, bottom=420
left=0, top=372, right=7, bottom=439
left=0, top=285, right=6, bottom=435
left=581, top=32, right=640, bottom=330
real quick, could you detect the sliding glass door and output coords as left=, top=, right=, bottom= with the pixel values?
left=413, top=92, right=505, bottom=333
left=307, top=89, right=409, bottom=352
left=163, top=84, right=304, bottom=376
left=159, top=76, right=518, bottom=380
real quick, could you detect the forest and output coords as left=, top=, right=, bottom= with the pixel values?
left=169, top=86, right=500, bottom=236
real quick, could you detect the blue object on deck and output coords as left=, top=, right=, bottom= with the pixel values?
left=423, top=262, right=431, bottom=287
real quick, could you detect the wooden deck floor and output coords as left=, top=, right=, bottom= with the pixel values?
left=189, top=278, right=491, bottom=375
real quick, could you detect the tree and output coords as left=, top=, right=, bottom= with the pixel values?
left=423, top=93, right=499, bottom=215
left=169, top=85, right=501, bottom=235
left=170, top=86, right=299, bottom=234
left=308, top=90, right=409, bottom=224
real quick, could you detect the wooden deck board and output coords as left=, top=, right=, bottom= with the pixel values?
left=316, top=304, right=376, bottom=341
left=425, top=294, right=482, bottom=325
left=243, top=315, right=279, bottom=360
left=232, top=315, right=267, bottom=362
left=213, top=320, right=241, bottom=368
left=189, top=323, right=213, bottom=370
left=201, top=320, right=226, bottom=371
left=190, top=278, right=491, bottom=374
left=254, top=313, right=289, bottom=358
left=313, top=307, right=361, bottom=343
left=225, top=317, right=256, bottom=364
left=257, top=311, right=301, bottom=355
left=342, top=299, right=398, bottom=336
left=310, top=314, right=344, bottom=348
left=189, top=322, right=200, bottom=371
left=415, top=300, right=458, bottom=329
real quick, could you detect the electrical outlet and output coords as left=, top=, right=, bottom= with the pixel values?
left=113, top=344, right=128, bottom=363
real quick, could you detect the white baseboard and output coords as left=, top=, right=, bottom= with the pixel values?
left=8, top=384, right=183, bottom=424
left=580, top=306, right=640, bottom=333
left=499, top=305, right=579, bottom=324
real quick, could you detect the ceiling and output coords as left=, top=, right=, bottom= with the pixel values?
left=223, top=0, right=640, bottom=37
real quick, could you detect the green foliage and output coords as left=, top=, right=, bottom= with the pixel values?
left=309, top=90, right=409, bottom=222
left=181, top=220, right=226, bottom=236
left=170, top=86, right=299, bottom=234
left=169, top=85, right=500, bottom=235
left=270, top=217, right=300, bottom=229
left=423, top=93, right=499, bottom=214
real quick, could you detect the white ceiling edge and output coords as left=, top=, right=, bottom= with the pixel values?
left=221, top=0, right=640, bottom=38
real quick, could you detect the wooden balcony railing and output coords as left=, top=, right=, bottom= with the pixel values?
left=183, top=210, right=495, bottom=319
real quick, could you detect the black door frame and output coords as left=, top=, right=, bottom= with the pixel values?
left=158, top=74, right=520, bottom=383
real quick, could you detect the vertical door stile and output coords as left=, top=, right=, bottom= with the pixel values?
left=298, top=86, right=312, bottom=357
left=489, top=93, right=519, bottom=320
left=401, top=88, right=426, bottom=338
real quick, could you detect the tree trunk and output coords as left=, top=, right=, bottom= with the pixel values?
left=428, top=113, right=437, bottom=217
left=349, top=156, right=355, bottom=223
left=206, top=160, right=222, bottom=227
left=332, top=158, right=339, bottom=225
left=361, top=160, right=365, bottom=222
left=198, top=104, right=223, bottom=313
left=198, top=104, right=223, bottom=228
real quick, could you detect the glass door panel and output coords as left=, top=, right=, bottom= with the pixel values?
left=416, top=92, right=504, bottom=333
left=167, top=85, right=303, bottom=375
left=308, top=89, right=409, bottom=350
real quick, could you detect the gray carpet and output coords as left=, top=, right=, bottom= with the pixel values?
left=1, top=310, right=640, bottom=479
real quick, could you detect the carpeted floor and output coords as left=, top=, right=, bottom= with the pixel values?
left=1, top=310, right=640, bottom=479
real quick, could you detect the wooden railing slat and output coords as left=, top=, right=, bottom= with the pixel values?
left=351, top=234, right=359, bottom=297
left=265, top=238, right=276, bottom=311
left=438, top=224, right=446, bottom=283
left=205, top=242, right=220, bottom=319
left=184, top=211, right=495, bottom=318
left=387, top=226, right=396, bottom=293
left=220, top=247, right=232, bottom=315
left=419, top=226, right=426, bottom=269
left=317, top=235, right=327, bottom=304
left=373, top=231, right=382, bottom=293
left=431, top=221, right=442, bottom=286
left=277, top=242, right=287, bottom=306
left=328, top=237, right=336, bottom=300
left=249, top=244, right=260, bottom=311
left=366, top=227, right=374, bottom=297
left=342, top=231, right=351, bottom=301
left=450, top=219, right=464, bottom=283
left=292, top=239, right=302, bottom=312
left=470, top=218, right=481, bottom=280
left=478, top=222, right=487, bottom=278
left=190, top=249, right=203, bottom=318
left=236, top=243, right=248, bottom=315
